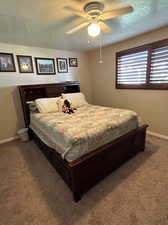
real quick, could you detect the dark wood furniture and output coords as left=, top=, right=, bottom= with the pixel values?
left=19, top=82, right=148, bottom=202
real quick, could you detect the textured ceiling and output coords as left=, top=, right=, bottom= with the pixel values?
left=0, top=0, right=168, bottom=51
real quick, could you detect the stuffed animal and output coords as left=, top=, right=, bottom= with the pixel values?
left=62, top=99, right=76, bottom=114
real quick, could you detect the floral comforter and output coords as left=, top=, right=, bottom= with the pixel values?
left=30, top=104, right=139, bottom=162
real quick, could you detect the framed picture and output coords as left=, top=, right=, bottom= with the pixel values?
left=17, top=55, right=33, bottom=73
left=69, top=58, right=78, bottom=67
left=35, top=57, right=56, bottom=75
left=56, top=58, right=68, bottom=73
left=0, top=53, right=16, bottom=72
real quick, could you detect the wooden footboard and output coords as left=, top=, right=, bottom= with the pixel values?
left=29, top=124, right=148, bottom=202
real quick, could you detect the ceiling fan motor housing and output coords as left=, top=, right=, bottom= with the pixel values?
left=84, top=1, right=104, bottom=18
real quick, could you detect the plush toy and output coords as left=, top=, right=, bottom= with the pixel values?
left=62, top=99, right=76, bottom=114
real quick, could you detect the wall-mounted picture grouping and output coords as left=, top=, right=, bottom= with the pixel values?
left=0, top=53, right=78, bottom=74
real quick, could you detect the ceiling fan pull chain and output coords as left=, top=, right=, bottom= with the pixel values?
left=99, top=32, right=103, bottom=64
left=88, top=35, right=90, bottom=44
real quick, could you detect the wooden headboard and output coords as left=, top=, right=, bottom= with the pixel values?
left=19, top=81, right=80, bottom=127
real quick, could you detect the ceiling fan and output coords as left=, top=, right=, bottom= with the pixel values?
left=65, top=1, right=133, bottom=37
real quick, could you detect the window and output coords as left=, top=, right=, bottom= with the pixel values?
left=116, top=39, right=168, bottom=89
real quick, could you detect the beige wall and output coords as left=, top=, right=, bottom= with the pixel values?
left=88, top=26, right=168, bottom=136
left=0, top=43, right=92, bottom=141
left=1, top=26, right=168, bottom=141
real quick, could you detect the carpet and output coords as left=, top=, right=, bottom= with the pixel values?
left=0, top=136, right=168, bottom=225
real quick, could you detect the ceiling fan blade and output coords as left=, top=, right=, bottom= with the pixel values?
left=66, top=21, right=89, bottom=34
left=64, top=6, right=85, bottom=17
left=100, top=21, right=112, bottom=33
left=103, top=5, right=133, bottom=20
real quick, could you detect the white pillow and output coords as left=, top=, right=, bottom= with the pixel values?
left=57, top=98, right=64, bottom=112
left=62, top=92, right=88, bottom=108
left=35, top=97, right=60, bottom=113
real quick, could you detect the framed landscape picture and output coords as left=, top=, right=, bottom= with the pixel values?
left=69, top=58, right=78, bottom=67
left=56, top=58, right=68, bottom=73
left=0, top=53, right=16, bottom=72
left=17, top=55, right=33, bottom=73
left=35, top=57, right=56, bottom=75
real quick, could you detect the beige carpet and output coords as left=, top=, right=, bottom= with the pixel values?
left=0, top=136, right=168, bottom=225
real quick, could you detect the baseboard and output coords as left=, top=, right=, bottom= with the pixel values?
left=0, top=135, right=19, bottom=145
left=147, top=131, right=168, bottom=141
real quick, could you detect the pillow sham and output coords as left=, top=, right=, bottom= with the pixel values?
left=35, top=97, right=60, bottom=113
left=62, top=92, right=88, bottom=108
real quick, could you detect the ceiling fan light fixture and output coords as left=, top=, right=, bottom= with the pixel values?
left=88, top=23, right=100, bottom=37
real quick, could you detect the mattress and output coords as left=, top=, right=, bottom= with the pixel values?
left=30, top=104, right=139, bottom=162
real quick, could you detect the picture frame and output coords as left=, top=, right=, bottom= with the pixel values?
left=56, top=58, right=68, bottom=73
left=0, top=53, right=16, bottom=72
left=69, top=58, right=78, bottom=67
left=17, top=55, right=34, bottom=73
left=35, top=57, right=56, bottom=75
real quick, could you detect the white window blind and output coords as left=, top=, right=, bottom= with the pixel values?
left=117, top=50, right=148, bottom=84
left=150, top=46, right=168, bottom=84
left=116, top=39, right=168, bottom=89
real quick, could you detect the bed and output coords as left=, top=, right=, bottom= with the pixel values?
left=19, top=81, right=148, bottom=202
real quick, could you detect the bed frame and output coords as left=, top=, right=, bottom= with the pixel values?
left=19, top=81, right=148, bottom=202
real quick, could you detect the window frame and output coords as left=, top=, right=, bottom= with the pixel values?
left=116, top=39, right=168, bottom=90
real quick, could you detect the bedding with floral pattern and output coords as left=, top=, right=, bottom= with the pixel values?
left=30, top=104, right=139, bottom=162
